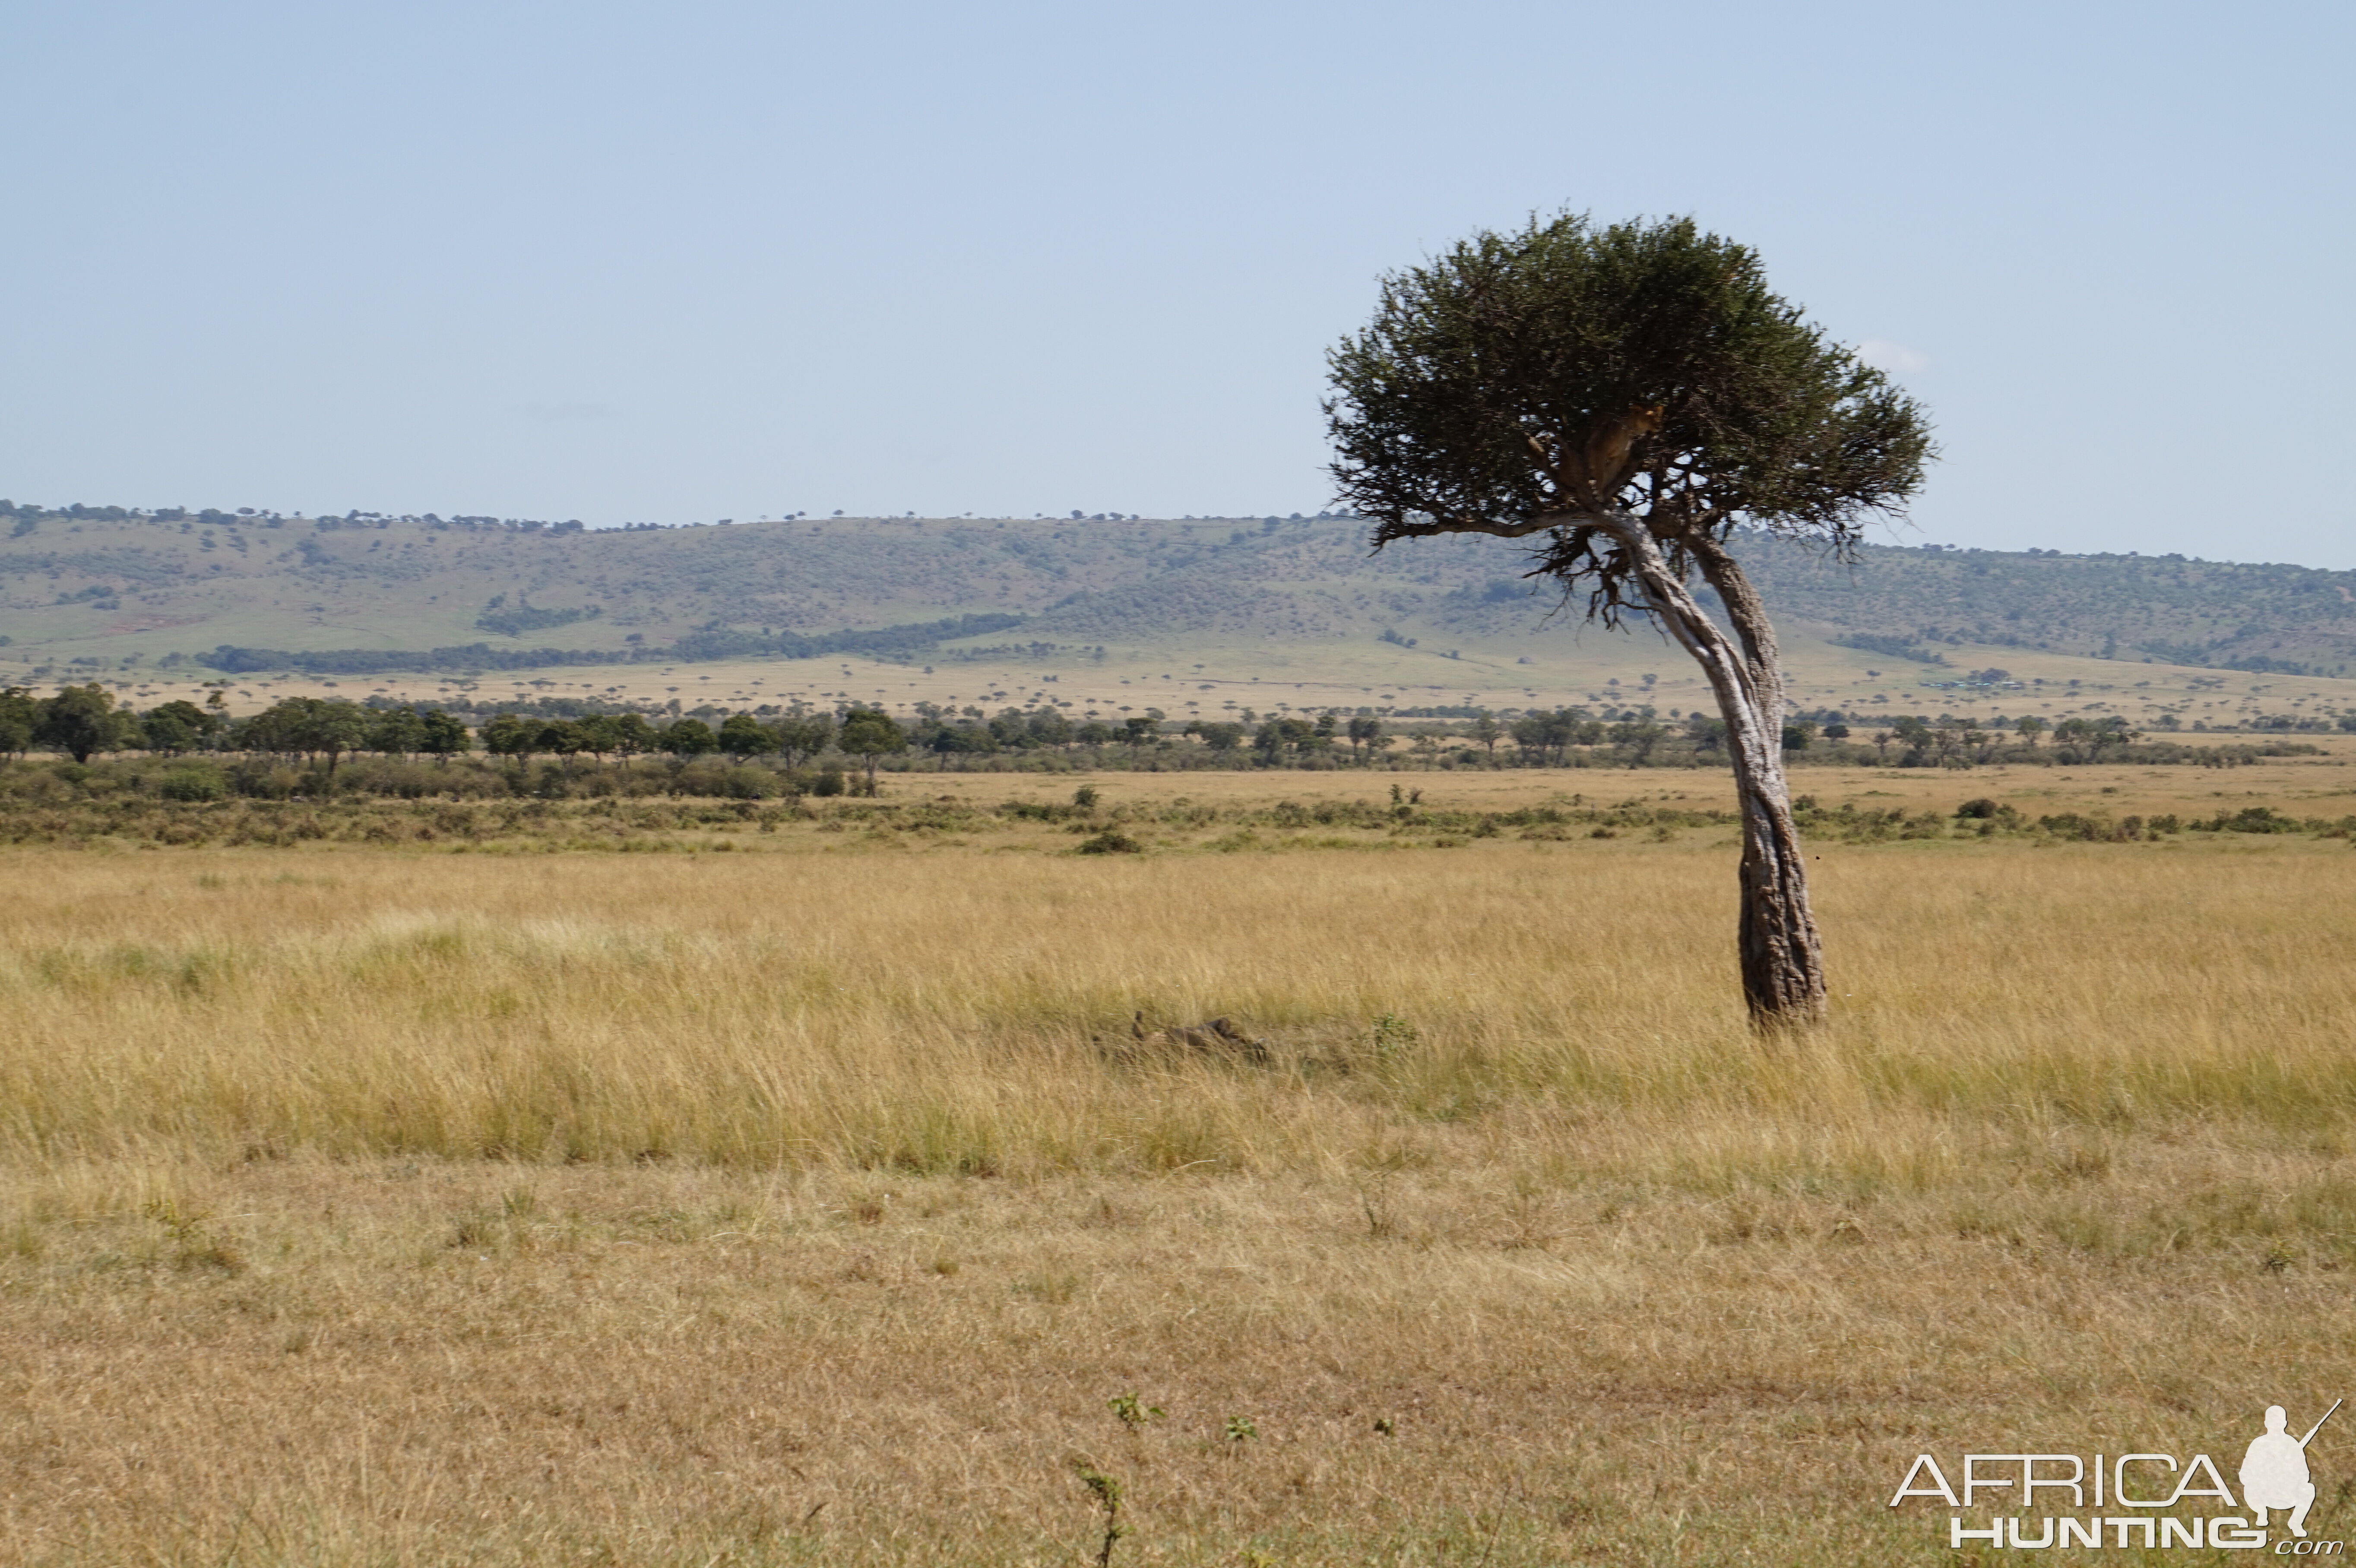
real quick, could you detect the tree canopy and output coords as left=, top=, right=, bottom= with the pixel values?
left=32, top=684, right=135, bottom=764
left=1325, top=212, right=1932, bottom=623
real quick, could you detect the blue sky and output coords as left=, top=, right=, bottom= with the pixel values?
left=3, top=1, right=2349, bottom=562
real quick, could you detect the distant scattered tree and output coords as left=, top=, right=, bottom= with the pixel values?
left=140, top=699, right=217, bottom=753
left=285, top=699, right=372, bottom=787
left=365, top=705, right=428, bottom=759
left=1186, top=720, right=1245, bottom=753
left=929, top=721, right=994, bottom=759
left=234, top=697, right=371, bottom=785
left=2014, top=714, right=2047, bottom=748
left=2053, top=716, right=2137, bottom=759
left=481, top=714, right=539, bottom=764
left=1616, top=718, right=1667, bottom=766
left=718, top=713, right=776, bottom=761
left=836, top=708, right=905, bottom=790
left=419, top=709, right=473, bottom=760
left=1346, top=714, right=1382, bottom=759
left=603, top=712, right=656, bottom=765
left=661, top=718, right=719, bottom=760
left=1510, top=710, right=1579, bottom=765
left=35, top=684, right=136, bottom=763
left=1251, top=717, right=1317, bottom=763
left=0, top=686, right=36, bottom=757
left=1327, top=213, right=1932, bottom=1024
left=570, top=714, right=619, bottom=762
left=536, top=719, right=591, bottom=759
left=767, top=714, right=835, bottom=768
left=1025, top=708, right=1073, bottom=748
left=1469, top=711, right=1501, bottom=761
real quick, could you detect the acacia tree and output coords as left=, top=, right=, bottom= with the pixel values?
left=1326, top=214, right=1932, bottom=1025
left=34, top=684, right=134, bottom=764
left=837, top=708, right=905, bottom=791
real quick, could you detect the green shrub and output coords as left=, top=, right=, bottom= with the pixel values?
left=156, top=765, right=228, bottom=803
left=718, top=766, right=772, bottom=800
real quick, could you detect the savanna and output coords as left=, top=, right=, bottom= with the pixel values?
left=3, top=758, right=2354, bottom=1564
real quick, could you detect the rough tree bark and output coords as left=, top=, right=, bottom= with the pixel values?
left=1574, top=514, right=1827, bottom=1025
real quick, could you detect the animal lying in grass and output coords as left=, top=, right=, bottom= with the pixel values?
left=1120, top=1012, right=1270, bottom=1065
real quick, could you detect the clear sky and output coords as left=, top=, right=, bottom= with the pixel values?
left=3, top=2, right=2349, bottom=563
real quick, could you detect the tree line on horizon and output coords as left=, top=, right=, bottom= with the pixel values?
left=0, top=683, right=2328, bottom=802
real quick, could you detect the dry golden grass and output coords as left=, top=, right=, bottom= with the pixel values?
left=4, top=765, right=2355, bottom=1563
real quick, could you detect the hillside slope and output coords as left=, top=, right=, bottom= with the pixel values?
left=4, top=503, right=2353, bottom=682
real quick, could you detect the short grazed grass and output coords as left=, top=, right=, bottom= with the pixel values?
left=3, top=764, right=2354, bottom=1563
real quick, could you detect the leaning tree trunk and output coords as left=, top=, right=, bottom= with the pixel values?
left=1592, top=516, right=1826, bottom=1027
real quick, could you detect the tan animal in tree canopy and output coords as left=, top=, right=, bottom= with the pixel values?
left=1537, top=405, right=1666, bottom=507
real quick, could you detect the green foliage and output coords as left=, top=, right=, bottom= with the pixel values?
left=1326, top=212, right=1932, bottom=620
left=1106, top=1393, right=1163, bottom=1429
left=661, top=718, right=718, bottom=759
left=837, top=709, right=905, bottom=759
left=837, top=708, right=906, bottom=789
left=474, top=598, right=595, bottom=638
left=479, top=714, right=536, bottom=759
left=767, top=713, right=833, bottom=767
left=1222, top=1414, right=1259, bottom=1445
left=237, top=698, right=372, bottom=769
left=140, top=699, right=217, bottom=753
left=1072, top=1464, right=1129, bottom=1567
left=2204, top=805, right=2302, bottom=834
left=1370, top=1013, right=1419, bottom=1064
left=0, top=686, right=34, bottom=756
left=155, top=763, right=228, bottom=802
left=716, top=713, right=776, bottom=759
left=34, top=683, right=135, bottom=763
left=1077, top=831, right=1143, bottom=855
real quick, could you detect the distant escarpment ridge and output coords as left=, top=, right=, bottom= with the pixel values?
left=189, top=613, right=1029, bottom=676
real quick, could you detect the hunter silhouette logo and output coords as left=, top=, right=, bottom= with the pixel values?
left=2246, top=1400, right=2340, bottom=1539
left=1889, top=1397, right=2343, bottom=1552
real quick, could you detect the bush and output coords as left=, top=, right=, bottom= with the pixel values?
left=226, top=759, right=302, bottom=799
left=1077, top=831, right=1143, bottom=855
left=2214, top=806, right=2300, bottom=834
left=156, top=765, right=228, bottom=802
left=717, top=766, right=773, bottom=800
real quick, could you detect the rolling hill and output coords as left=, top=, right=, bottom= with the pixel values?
left=7, top=502, right=2356, bottom=739
left=6, top=503, right=2354, bottom=679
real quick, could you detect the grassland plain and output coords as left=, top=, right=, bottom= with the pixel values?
left=3, top=764, right=2356, bottom=1564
